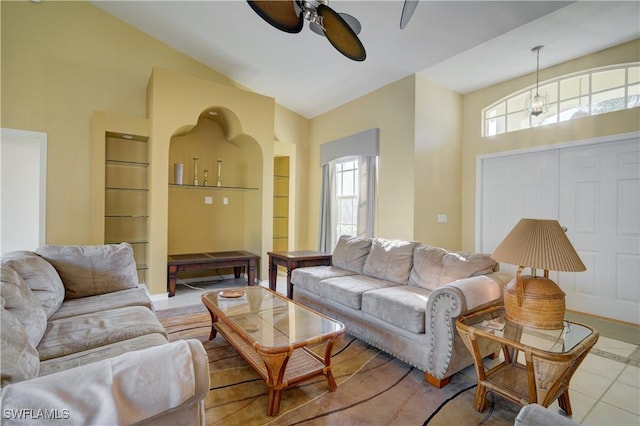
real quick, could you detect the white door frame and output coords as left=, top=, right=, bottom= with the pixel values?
left=0, top=128, right=47, bottom=253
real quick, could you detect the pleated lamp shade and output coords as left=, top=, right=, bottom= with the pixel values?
left=492, top=219, right=586, bottom=329
left=492, top=219, right=586, bottom=273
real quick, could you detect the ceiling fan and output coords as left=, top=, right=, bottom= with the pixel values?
left=246, top=1, right=420, bottom=62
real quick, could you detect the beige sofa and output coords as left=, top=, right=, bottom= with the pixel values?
left=1, top=243, right=209, bottom=425
left=292, top=235, right=511, bottom=388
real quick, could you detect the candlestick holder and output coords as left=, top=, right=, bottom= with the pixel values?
left=193, top=156, right=199, bottom=186
left=216, top=159, right=222, bottom=187
left=203, top=169, right=208, bottom=186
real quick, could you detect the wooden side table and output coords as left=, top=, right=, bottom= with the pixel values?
left=267, top=250, right=332, bottom=299
left=456, top=306, right=598, bottom=415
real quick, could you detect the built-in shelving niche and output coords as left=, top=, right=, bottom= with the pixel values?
left=273, top=156, right=290, bottom=251
left=104, top=131, right=149, bottom=283
left=167, top=109, right=262, bottom=257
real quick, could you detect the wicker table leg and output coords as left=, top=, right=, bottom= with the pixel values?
left=558, top=390, right=572, bottom=415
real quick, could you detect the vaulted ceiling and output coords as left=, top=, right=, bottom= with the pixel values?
left=92, top=1, right=640, bottom=118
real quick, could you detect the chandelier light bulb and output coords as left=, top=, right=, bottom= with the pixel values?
left=530, top=93, right=545, bottom=116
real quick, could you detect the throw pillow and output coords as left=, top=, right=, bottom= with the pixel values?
left=35, top=243, right=138, bottom=299
left=2, top=251, right=65, bottom=318
left=332, top=235, right=372, bottom=274
left=362, top=238, right=419, bottom=284
left=0, top=299, right=40, bottom=386
left=409, top=245, right=497, bottom=291
left=0, top=265, right=48, bottom=347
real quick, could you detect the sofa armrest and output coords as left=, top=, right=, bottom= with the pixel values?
left=1, top=339, right=209, bottom=425
left=433, top=271, right=511, bottom=315
left=515, top=404, right=579, bottom=426
left=424, top=272, right=511, bottom=379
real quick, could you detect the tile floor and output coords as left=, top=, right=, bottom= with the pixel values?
left=152, top=275, right=640, bottom=425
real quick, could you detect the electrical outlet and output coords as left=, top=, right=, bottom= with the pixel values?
left=437, top=214, right=448, bottom=224
left=223, top=197, right=229, bottom=205
left=204, top=196, right=213, bottom=205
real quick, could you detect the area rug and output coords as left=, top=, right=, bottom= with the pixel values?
left=156, top=304, right=521, bottom=425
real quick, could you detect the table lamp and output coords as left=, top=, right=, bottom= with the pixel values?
left=492, top=218, right=586, bottom=329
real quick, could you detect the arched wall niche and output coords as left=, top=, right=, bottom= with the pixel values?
left=200, top=106, right=244, bottom=141
left=167, top=108, right=263, bottom=255
left=147, top=67, right=275, bottom=295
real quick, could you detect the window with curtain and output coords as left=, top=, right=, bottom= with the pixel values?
left=319, top=129, right=379, bottom=252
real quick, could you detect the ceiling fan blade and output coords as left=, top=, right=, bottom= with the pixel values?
left=310, top=12, right=361, bottom=36
left=400, top=0, right=419, bottom=29
left=247, top=0, right=303, bottom=33
left=317, top=4, right=366, bottom=62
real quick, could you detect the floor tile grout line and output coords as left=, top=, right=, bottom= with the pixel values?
left=579, top=354, right=639, bottom=423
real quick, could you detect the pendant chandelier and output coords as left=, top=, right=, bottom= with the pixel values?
left=525, top=45, right=548, bottom=117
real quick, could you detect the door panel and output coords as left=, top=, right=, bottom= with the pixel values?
left=559, top=138, right=639, bottom=324
left=480, top=150, right=559, bottom=256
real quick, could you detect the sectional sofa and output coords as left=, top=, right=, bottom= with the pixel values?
left=1, top=243, right=209, bottom=425
left=291, top=235, right=511, bottom=387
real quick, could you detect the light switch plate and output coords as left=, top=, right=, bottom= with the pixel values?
left=204, top=196, right=213, bottom=205
left=437, top=214, right=448, bottom=223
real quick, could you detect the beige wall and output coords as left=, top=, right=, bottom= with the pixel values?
left=306, top=76, right=417, bottom=248
left=274, top=105, right=309, bottom=250
left=414, top=75, right=463, bottom=249
left=305, top=75, right=464, bottom=250
left=1, top=1, right=236, bottom=246
left=1, top=1, right=309, bottom=293
left=3, top=1, right=638, bottom=292
left=460, top=39, right=640, bottom=251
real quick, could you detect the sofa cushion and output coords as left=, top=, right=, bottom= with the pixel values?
left=291, top=266, right=355, bottom=296
left=39, top=333, right=168, bottom=377
left=1, top=300, right=40, bottom=386
left=361, top=286, right=432, bottom=333
left=2, top=251, right=65, bottom=318
left=37, top=306, right=167, bottom=361
left=49, top=287, right=154, bottom=320
left=409, top=245, right=497, bottom=291
left=332, top=235, right=372, bottom=274
left=1, top=265, right=48, bottom=347
left=319, top=275, right=399, bottom=310
left=36, top=243, right=139, bottom=299
left=362, top=238, right=419, bottom=284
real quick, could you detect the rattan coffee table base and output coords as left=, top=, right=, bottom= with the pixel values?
left=215, top=322, right=339, bottom=416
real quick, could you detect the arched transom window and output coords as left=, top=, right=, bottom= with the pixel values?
left=483, top=63, right=640, bottom=137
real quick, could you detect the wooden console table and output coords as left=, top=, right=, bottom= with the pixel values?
left=167, top=251, right=257, bottom=297
left=267, top=250, right=332, bottom=299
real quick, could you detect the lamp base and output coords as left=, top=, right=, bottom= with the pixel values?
left=504, top=275, right=566, bottom=329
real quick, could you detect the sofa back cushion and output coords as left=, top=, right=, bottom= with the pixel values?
left=2, top=251, right=65, bottom=318
left=1, top=299, right=40, bottom=386
left=0, top=265, right=48, bottom=347
left=332, top=235, right=372, bottom=274
left=35, top=243, right=139, bottom=299
left=362, top=238, right=419, bottom=284
left=409, top=245, right=497, bottom=291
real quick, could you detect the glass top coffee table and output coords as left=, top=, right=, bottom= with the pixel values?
left=201, top=286, right=345, bottom=416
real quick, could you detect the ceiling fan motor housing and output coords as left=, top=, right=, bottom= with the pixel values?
left=297, top=0, right=326, bottom=25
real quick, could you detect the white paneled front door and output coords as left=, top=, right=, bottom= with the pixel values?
left=558, top=138, right=639, bottom=324
left=478, top=133, right=640, bottom=324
